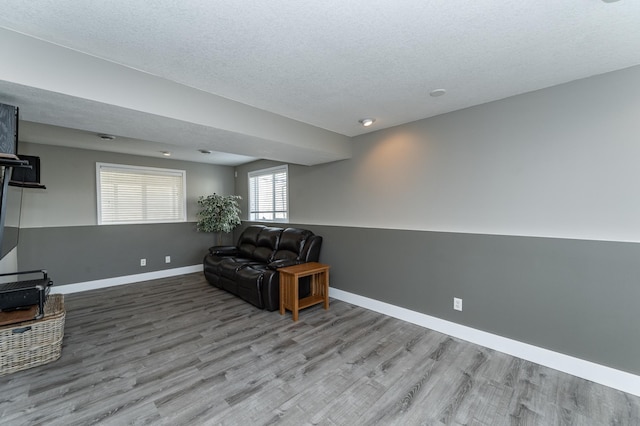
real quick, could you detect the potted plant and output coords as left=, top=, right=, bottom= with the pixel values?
left=196, top=193, right=242, bottom=245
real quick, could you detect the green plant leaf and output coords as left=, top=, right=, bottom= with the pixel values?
left=196, top=193, right=242, bottom=234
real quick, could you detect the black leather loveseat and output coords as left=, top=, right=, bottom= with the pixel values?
left=203, top=225, right=323, bottom=311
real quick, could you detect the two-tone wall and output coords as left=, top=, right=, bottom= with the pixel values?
left=7, top=65, right=639, bottom=394
left=12, top=142, right=234, bottom=285
left=235, top=66, right=640, bottom=382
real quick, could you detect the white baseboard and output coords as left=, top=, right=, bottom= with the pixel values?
left=50, top=265, right=202, bottom=295
left=329, top=287, right=640, bottom=398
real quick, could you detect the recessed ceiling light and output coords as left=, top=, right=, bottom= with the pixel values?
left=98, top=134, right=116, bottom=141
left=429, top=89, right=447, bottom=97
left=198, top=149, right=212, bottom=154
left=359, top=118, right=376, bottom=127
left=601, top=0, right=621, bottom=2
left=161, top=151, right=171, bottom=157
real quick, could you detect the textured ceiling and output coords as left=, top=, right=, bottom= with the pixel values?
left=1, top=0, right=639, bottom=165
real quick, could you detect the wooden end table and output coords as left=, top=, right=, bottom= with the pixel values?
left=279, top=262, right=330, bottom=321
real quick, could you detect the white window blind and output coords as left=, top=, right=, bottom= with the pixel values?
left=97, top=163, right=187, bottom=225
left=248, top=165, right=288, bottom=221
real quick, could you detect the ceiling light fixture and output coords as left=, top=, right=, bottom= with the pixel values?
left=359, top=118, right=376, bottom=127
left=198, top=149, right=212, bottom=154
left=161, top=151, right=171, bottom=157
left=601, top=0, right=621, bottom=3
left=429, top=89, right=447, bottom=97
left=98, top=134, right=116, bottom=141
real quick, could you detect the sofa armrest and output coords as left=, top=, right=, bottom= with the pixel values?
left=209, top=246, right=238, bottom=256
left=268, top=259, right=303, bottom=270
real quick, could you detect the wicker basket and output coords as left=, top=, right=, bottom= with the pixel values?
left=0, top=294, right=65, bottom=376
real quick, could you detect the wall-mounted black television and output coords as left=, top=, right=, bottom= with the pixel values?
left=10, top=155, right=44, bottom=189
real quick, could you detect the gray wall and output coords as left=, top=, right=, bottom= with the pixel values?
left=14, top=142, right=235, bottom=284
left=18, top=222, right=215, bottom=285
left=0, top=227, right=19, bottom=259
left=235, top=66, right=640, bottom=376
left=0, top=186, right=24, bottom=270
left=297, top=224, right=640, bottom=376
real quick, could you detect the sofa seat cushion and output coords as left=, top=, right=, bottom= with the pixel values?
left=203, top=253, right=228, bottom=271
left=218, top=257, right=260, bottom=280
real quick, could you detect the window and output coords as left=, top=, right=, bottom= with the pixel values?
left=248, top=165, right=288, bottom=221
left=96, top=163, right=186, bottom=225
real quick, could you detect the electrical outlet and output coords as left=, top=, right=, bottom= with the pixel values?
left=140, top=258, right=146, bottom=267
left=453, top=297, right=462, bottom=311
left=165, top=256, right=171, bottom=264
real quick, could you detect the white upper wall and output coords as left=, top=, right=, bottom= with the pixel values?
left=243, top=65, right=640, bottom=243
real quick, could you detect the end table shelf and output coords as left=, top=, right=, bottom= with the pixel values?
left=279, top=262, right=330, bottom=321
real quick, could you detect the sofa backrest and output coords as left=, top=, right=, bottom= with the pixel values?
left=237, top=226, right=264, bottom=259
left=236, top=225, right=321, bottom=263
left=253, top=227, right=282, bottom=262
left=272, top=228, right=313, bottom=261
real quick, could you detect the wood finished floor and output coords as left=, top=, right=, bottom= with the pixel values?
left=0, top=273, right=638, bottom=425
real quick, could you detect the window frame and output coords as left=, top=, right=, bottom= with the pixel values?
left=96, top=162, right=187, bottom=225
left=247, top=165, right=289, bottom=222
